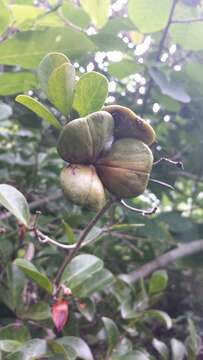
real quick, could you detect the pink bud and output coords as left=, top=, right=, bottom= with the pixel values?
left=51, top=299, right=69, bottom=332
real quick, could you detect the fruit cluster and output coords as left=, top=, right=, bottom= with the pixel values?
left=57, top=105, right=156, bottom=211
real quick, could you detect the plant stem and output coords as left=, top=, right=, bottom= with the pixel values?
left=54, top=199, right=115, bottom=287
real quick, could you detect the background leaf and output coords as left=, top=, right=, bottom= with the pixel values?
left=0, top=184, right=30, bottom=226
left=128, top=0, right=172, bottom=33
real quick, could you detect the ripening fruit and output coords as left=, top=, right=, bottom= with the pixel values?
left=60, top=164, right=106, bottom=211
left=57, top=111, right=114, bottom=164
left=96, top=138, right=153, bottom=198
left=103, top=105, right=156, bottom=145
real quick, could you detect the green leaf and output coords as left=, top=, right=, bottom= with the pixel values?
left=116, top=350, right=151, bottom=360
left=48, top=340, right=76, bottom=360
left=0, top=0, right=11, bottom=36
left=0, top=72, right=37, bottom=96
left=102, top=317, right=119, bottom=355
left=152, top=338, right=169, bottom=360
left=57, top=337, right=94, bottom=360
left=0, top=184, right=30, bottom=227
left=0, top=340, right=21, bottom=352
left=48, top=62, right=75, bottom=116
left=149, top=270, right=168, bottom=295
left=170, top=338, right=186, bottom=360
left=80, top=0, right=109, bottom=29
left=10, top=5, right=45, bottom=30
left=112, top=338, right=133, bottom=358
left=170, top=22, right=203, bottom=50
left=63, top=221, right=76, bottom=244
left=77, top=298, right=95, bottom=322
left=0, top=324, right=30, bottom=343
left=75, top=268, right=114, bottom=297
left=73, top=71, right=108, bottom=116
left=61, top=1, right=90, bottom=29
left=128, top=0, right=172, bottom=33
left=145, top=310, right=172, bottom=330
left=0, top=28, right=95, bottom=68
left=61, top=254, right=103, bottom=289
left=21, top=301, right=51, bottom=321
left=108, top=60, right=142, bottom=79
left=10, top=339, right=47, bottom=360
left=37, top=52, right=70, bottom=95
left=0, top=102, right=12, bottom=120
left=149, top=68, right=190, bottom=103
left=14, top=259, right=52, bottom=294
left=15, top=95, right=61, bottom=129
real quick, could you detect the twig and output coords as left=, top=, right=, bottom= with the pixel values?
left=120, top=239, right=203, bottom=284
left=53, top=199, right=115, bottom=287
left=141, top=0, right=178, bottom=116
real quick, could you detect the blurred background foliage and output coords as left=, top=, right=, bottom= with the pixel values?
left=1, top=0, right=203, bottom=359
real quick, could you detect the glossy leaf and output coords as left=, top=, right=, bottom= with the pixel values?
left=116, top=350, right=151, bottom=360
left=73, top=71, right=109, bottom=116
left=37, top=52, right=70, bottom=95
left=145, top=310, right=172, bottom=330
left=102, top=317, right=119, bottom=355
left=0, top=103, right=12, bottom=120
left=77, top=298, right=95, bottom=322
left=112, top=337, right=133, bottom=358
left=149, top=270, right=168, bottom=295
left=48, top=340, right=76, bottom=360
left=0, top=72, right=37, bottom=96
left=61, top=254, right=103, bottom=289
left=63, top=221, right=76, bottom=244
left=149, top=68, right=190, bottom=103
left=14, top=259, right=52, bottom=294
left=0, top=324, right=30, bottom=343
left=0, top=340, right=21, bottom=352
left=10, top=339, right=47, bottom=360
left=0, top=0, right=10, bottom=36
left=48, top=62, right=75, bottom=116
left=75, top=268, right=114, bottom=297
left=57, top=336, right=94, bottom=360
left=21, top=301, right=51, bottom=321
left=0, top=184, right=30, bottom=227
left=171, top=338, right=186, bottom=360
left=128, top=0, right=172, bottom=33
left=0, top=28, right=95, bottom=68
left=16, top=95, right=61, bottom=129
left=80, top=0, right=109, bottom=29
left=152, top=338, right=169, bottom=360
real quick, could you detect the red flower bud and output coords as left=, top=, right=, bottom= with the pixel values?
left=51, top=299, right=69, bottom=332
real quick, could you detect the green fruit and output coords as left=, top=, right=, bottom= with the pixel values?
left=57, top=111, right=114, bottom=164
left=96, top=138, right=153, bottom=198
left=103, top=105, right=156, bottom=145
left=60, top=164, right=106, bottom=211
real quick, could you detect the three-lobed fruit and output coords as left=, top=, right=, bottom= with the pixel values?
left=57, top=111, right=114, bottom=164
left=96, top=138, right=153, bottom=198
left=60, top=164, right=106, bottom=211
left=103, top=105, right=156, bottom=145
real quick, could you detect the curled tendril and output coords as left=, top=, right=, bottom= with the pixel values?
left=153, top=157, right=184, bottom=169
left=149, top=178, right=175, bottom=190
left=120, top=199, right=157, bottom=216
